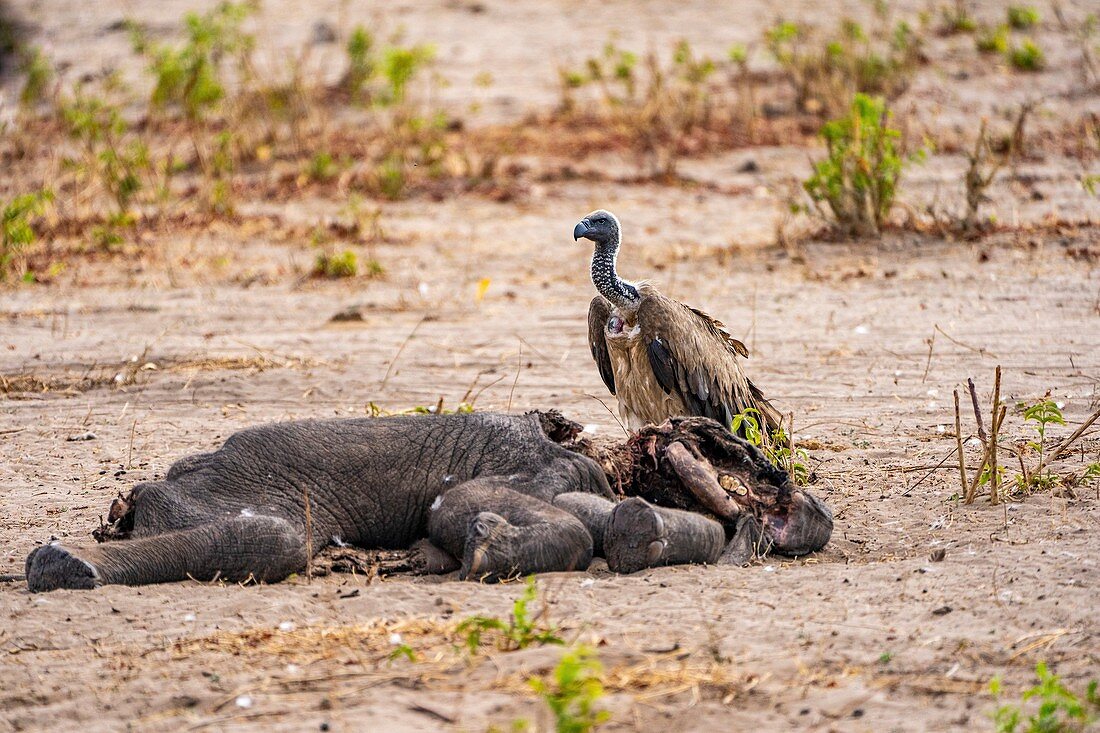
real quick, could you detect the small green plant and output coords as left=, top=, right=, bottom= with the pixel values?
left=1008, top=39, right=1045, bottom=71
left=134, top=2, right=255, bottom=121
left=730, top=408, right=811, bottom=485
left=388, top=643, right=418, bottom=662
left=19, top=46, right=52, bottom=106
left=990, top=662, right=1099, bottom=732
left=1, top=189, right=53, bottom=281
left=457, top=576, right=564, bottom=653
left=1081, top=463, right=1100, bottom=499
left=382, top=45, right=435, bottom=104
left=344, top=26, right=375, bottom=99
left=529, top=645, right=610, bottom=733
left=312, top=249, right=358, bottom=278
left=1015, top=398, right=1065, bottom=492
left=60, top=92, right=153, bottom=244
left=558, top=39, right=718, bottom=176
left=803, top=93, right=909, bottom=237
left=941, top=1, right=977, bottom=34
left=340, top=25, right=434, bottom=106
left=1007, top=5, right=1040, bottom=30
left=306, top=151, right=337, bottom=182
left=977, top=25, right=1010, bottom=54
left=765, top=11, right=923, bottom=118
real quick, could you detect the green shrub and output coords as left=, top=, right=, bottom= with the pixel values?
left=765, top=13, right=923, bottom=117
left=313, top=249, right=358, bottom=278
left=60, top=93, right=151, bottom=241
left=1, top=190, right=53, bottom=281
left=941, top=1, right=977, bottom=34
left=19, top=46, right=52, bottom=106
left=133, top=2, right=255, bottom=121
left=457, top=576, right=564, bottom=653
left=1008, top=39, right=1045, bottom=71
left=344, top=26, right=375, bottom=98
left=341, top=25, right=434, bottom=106
left=529, top=646, right=610, bottom=733
left=977, top=25, right=1010, bottom=54
left=803, top=93, right=909, bottom=237
left=557, top=39, right=718, bottom=176
left=1007, top=5, right=1040, bottom=30
left=990, top=662, right=1099, bottom=732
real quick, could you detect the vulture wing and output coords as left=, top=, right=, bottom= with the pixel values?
left=587, top=296, right=616, bottom=395
left=638, top=294, right=781, bottom=433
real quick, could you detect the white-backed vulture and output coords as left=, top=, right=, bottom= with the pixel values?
left=573, top=209, right=781, bottom=435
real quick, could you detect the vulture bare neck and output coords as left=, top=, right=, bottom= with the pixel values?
left=591, top=244, right=640, bottom=311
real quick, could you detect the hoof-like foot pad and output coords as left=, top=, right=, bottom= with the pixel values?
left=25, top=544, right=101, bottom=592
left=605, top=497, right=667, bottom=574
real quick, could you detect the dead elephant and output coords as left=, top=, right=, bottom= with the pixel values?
left=25, top=411, right=832, bottom=591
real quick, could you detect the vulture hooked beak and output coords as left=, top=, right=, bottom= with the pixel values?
left=573, top=219, right=592, bottom=242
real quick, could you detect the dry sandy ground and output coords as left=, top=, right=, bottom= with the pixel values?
left=2, top=1, right=1100, bottom=731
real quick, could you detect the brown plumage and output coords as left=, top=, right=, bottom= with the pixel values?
left=574, top=210, right=781, bottom=434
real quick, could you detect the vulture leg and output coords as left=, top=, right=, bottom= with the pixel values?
left=603, top=497, right=725, bottom=574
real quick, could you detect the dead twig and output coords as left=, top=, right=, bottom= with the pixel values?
left=954, top=389, right=968, bottom=499
left=968, top=377, right=989, bottom=447
left=379, top=315, right=427, bottom=390
left=990, top=366, right=1002, bottom=505
left=922, top=329, right=936, bottom=383
left=937, top=326, right=993, bottom=357
left=303, top=486, right=314, bottom=584
left=506, top=344, right=522, bottom=413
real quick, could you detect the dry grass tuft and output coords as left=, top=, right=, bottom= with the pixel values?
left=0, top=354, right=317, bottom=396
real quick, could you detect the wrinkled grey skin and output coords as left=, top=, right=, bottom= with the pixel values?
left=25, top=412, right=738, bottom=592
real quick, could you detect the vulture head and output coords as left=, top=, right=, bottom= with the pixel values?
left=573, top=209, right=621, bottom=249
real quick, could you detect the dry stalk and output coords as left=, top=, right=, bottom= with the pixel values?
left=990, top=366, right=1002, bottom=505
left=303, top=486, right=313, bottom=584
left=954, top=389, right=967, bottom=498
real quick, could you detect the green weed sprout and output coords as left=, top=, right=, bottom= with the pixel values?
left=529, top=646, right=611, bottom=733
left=457, top=576, right=564, bottom=653
left=990, top=662, right=1099, bottom=732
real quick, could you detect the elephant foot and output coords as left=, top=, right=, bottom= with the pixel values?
left=460, top=512, right=521, bottom=582
left=604, top=497, right=668, bottom=574
left=719, top=515, right=767, bottom=566
left=26, top=543, right=101, bottom=592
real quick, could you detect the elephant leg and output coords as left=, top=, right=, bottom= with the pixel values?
left=428, top=481, right=593, bottom=582
left=551, top=492, right=616, bottom=557
left=26, top=515, right=306, bottom=592
left=718, top=514, right=770, bottom=566
left=603, top=497, right=726, bottom=574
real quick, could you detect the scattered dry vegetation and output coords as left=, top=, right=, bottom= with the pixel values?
left=0, top=352, right=317, bottom=397
left=2, top=0, right=1097, bottom=284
